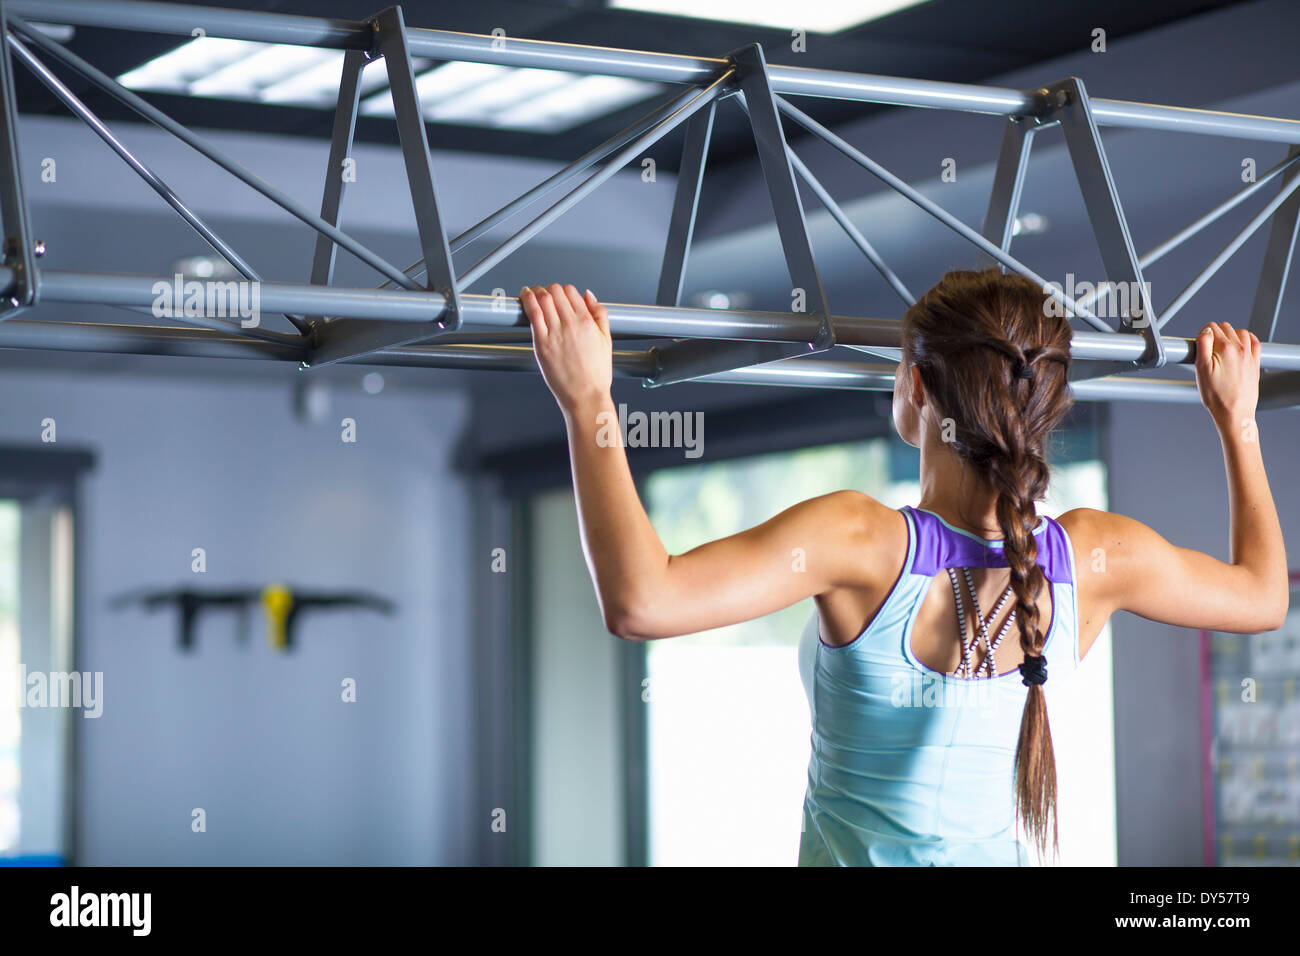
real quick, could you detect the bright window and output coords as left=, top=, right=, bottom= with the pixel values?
left=643, top=433, right=1116, bottom=866
left=0, top=499, right=19, bottom=851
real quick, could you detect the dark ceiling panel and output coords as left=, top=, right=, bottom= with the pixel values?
left=13, top=0, right=1253, bottom=172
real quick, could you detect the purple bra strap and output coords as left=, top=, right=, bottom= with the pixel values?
left=904, top=506, right=1073, bottom=585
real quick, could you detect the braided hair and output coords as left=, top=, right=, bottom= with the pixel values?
left=901, top=267, right=1073, bottom=855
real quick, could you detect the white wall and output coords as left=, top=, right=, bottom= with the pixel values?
left=0, top=367, right=473, bottom=864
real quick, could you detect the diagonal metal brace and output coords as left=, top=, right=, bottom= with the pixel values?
left=980, top=115, right=1040, bottom=268
left=1041, top=76, right=1165, bottom=371
left=307, top=6, right=461, bottom=367
left=648, top=43, right=834, bottom=387
left=1247, top=144, right=1300, bottom=343
left=0, top=1, right=39, bottom=318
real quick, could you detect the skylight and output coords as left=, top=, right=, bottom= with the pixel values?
left=608, top=0, right=931, bottom=33
left=117, top=38, right=664, bottom=132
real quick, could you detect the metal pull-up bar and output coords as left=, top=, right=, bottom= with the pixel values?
left=0, top=0, right=1297, bottom=408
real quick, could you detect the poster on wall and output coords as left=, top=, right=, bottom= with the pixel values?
left=1202, top=574, right=1300, bottom=866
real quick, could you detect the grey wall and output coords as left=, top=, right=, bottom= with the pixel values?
left=1108, top=378, right=1298, bottom=866
left=0, top=367, right=472, bottom=864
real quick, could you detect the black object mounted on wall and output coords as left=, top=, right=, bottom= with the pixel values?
left=109, top=585, right=396, bottom=652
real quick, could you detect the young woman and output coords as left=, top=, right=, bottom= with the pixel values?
left=518, top=268, right=1288, bottom=866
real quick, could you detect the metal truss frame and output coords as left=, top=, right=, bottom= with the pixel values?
left=3, top=0, right=1300, bottom=407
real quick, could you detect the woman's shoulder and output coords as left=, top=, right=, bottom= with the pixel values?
left=808, top=490, right=905, bottom=530
left=806, top=490, right=909, bottom=555
left=796, top=490, right=909, bottom=593
left=1054, top=507, right=1129, bottom=544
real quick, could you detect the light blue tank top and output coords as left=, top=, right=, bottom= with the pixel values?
left=797, top=505, right=1081, bottom=866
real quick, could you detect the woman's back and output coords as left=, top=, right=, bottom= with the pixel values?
left=797, top=504, right=1081, bottom=865
left=518, top=271, right=1287, bottom=866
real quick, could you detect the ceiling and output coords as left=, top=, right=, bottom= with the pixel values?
left=14, top=0, right=1252, bottom=171
left=7, top=0, right=1296, bottom=425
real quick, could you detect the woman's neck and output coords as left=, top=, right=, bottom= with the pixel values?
left=915, top=437, right=1005, bottom=538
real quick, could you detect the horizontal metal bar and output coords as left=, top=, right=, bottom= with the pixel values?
left=36, top=270, right=444, bottom=323
left=0, top=315, right=1211, bottom=404
left=8, top=0, right=369, bottom=49
left=1088, top=98, right=1300, bottom=146
left=16, top=1, right=1300, bottom=143
left=698, top=358, right=1202, bottom=402
left=25, top=270, right=1300, bottom=371
left=0, top=317, right=306, bottom=361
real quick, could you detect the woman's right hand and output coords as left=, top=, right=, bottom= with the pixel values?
left=1195, top=321, right=1261, bottom=430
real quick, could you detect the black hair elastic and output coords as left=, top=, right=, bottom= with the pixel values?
left=1019, top=653, right=1048, bottom=686
left=1012, top=358, right=1034, bottom=380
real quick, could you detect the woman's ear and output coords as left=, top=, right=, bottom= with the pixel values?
left=909, top=364, right=927, bottom=410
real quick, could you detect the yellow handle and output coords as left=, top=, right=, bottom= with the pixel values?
left=262, top=584, right=293, bottom=651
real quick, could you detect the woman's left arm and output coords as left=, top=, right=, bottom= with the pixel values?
left=521, top=283, right=882, bottom=641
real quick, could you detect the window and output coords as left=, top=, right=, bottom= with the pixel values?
left=0, top=448, right=88, bottom=866
left=0, top=499, right=20, bottom=850
left=642, top=430, right=1115, bottom=866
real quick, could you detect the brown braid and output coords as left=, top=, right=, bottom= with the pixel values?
left=901, top=267, right=1073, bottom=856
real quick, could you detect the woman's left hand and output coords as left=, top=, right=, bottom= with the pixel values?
left=521, top=283, right=613, bottom=414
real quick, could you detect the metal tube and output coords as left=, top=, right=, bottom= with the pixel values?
left=9, top=17, right=422, bottom=291
left=26, top=270, right=1300, bottom=370
left=0, top=318, right=306, bottom=361
left=457, top=74, right=732, bottom=289
left=116, top=304, right=307, bottom=345
left=1088, top=98, right=1300, bottom=146
left=774, top=95, right=1112, bottom=332
left=0, top=315, right=1207, bottom=403
left=7, top=0, right=368, bottom=49
left=1157, top=170, right=1300, bottom=329
left=38, top=270, right=446, bottom=322
left=18, top=2, right=1300, bottom=144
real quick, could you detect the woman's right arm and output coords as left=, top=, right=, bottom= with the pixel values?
left=1066, top=322, right=1289, bottom=636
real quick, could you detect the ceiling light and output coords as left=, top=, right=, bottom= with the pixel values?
left=1012, top=212, right=1050, bottom=236
left=492, top=74, right=664, bottom=131
left=188, top=44, right=339, bottom=100
left=359, top=61, right=511, bottom=118
left=118, top=39, right=663, bottom=132
left=119, top=37, right=265, bottom=94
left=171, top=255, right=239, bottom=279
left=119, top=37, right=398, bottom=107
left=691, top=290, right=753, bottom=310
left=424, top=67, right=576, bottom=124
left=260, top=55, right=391, bottom=108
left=607, top=0, right=931, bottom=33
left=363, top=63, right=663, bottom=131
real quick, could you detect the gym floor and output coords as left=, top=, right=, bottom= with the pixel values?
left=1, top=0, right=1297, bottom=875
